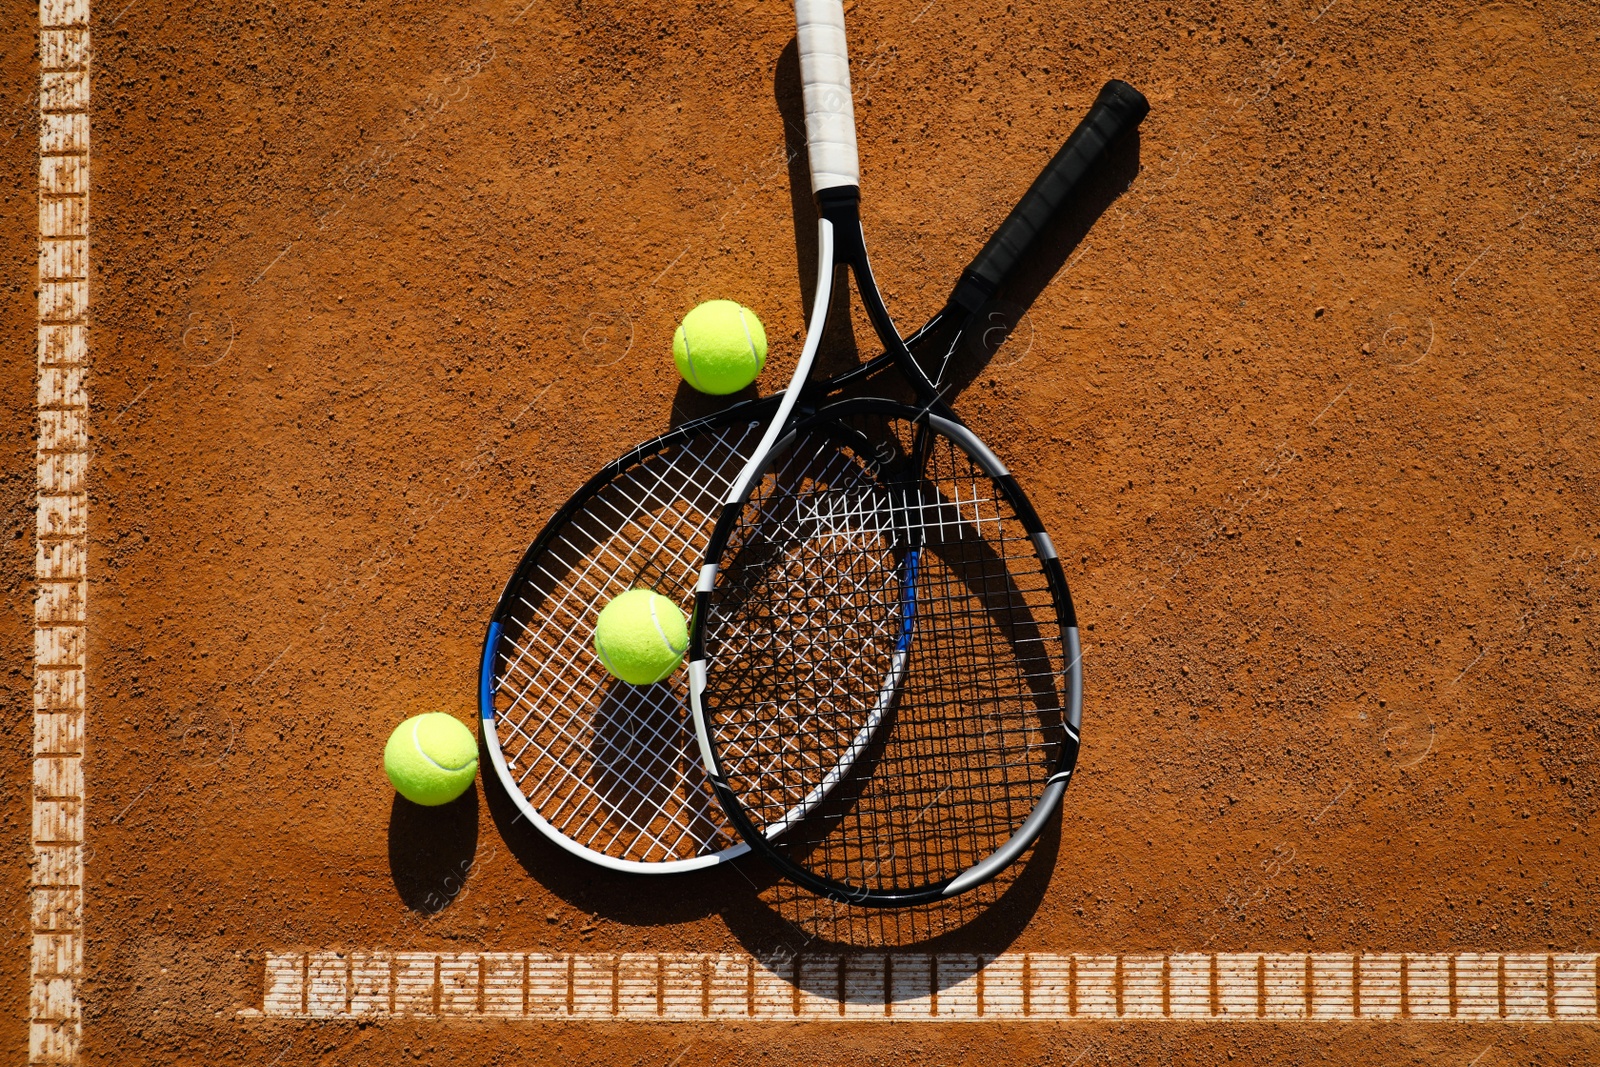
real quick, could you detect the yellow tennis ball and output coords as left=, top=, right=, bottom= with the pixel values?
left=594, top=588, right=689, bottom=685
left=384, top=712, right=479, bottom=806
left=672, top=300, right=767, bottom=394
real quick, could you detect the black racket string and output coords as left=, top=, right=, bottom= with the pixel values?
left=702, top=412, right=1070, bottom=894
left=703, top=438, right=908, bottom=826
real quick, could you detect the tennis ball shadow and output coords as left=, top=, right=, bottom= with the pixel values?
left=387, top=784, right=480, bottom=914
left=669, top=378, right=761, bottom=427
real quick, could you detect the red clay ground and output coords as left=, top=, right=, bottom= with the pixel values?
left=5, top=0, right=1600, bottom=1062
left=5, top=8, right=47, bottom=1064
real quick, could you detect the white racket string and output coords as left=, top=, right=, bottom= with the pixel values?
left=488, top=421, right=766, bottom=864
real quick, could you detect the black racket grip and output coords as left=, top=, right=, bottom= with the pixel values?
left=951, top=80, right=1149, bottom=314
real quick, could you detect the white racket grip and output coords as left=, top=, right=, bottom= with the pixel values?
left=794, top=0, right=859, bottom=193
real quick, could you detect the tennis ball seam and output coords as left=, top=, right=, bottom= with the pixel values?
left=677, top=327, right=708, bottom=392
left=648, top=596, right=689, bottom=656
left=595, top=636, right=620, bottom=678
left=413, top=717, right=474, bottom=772
left=736, top=307, right=764, bottom=371
left=594, top=631, right=640, bottom=681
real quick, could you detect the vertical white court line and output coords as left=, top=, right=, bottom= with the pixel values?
left=33, top=0, right=90, bottom=1063
left=480, top=953, right=526, bottom=1018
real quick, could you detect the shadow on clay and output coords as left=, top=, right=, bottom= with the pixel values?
left=717, top=807, right=1065, bottom=968
left=387, top=782, right=481, bottom=913
left=479, top=724, right=771, bottom=926
left=671, top=40, right=1143, bottom=429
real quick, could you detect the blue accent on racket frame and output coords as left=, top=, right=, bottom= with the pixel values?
left=896, top=549, right=921, bottom=654
left=479, top=620, right=502, bottom=721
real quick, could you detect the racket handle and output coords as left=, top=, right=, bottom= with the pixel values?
left=795, top=0, right=861, bottom=194
left=952, top=79, right=1150, bottom=313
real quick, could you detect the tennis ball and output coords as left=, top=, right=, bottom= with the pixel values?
left=593, top=588, right=689, bottom=685
left=384, top=712, right=479, bottom=806
left=672, top=299, right=767, bottom=394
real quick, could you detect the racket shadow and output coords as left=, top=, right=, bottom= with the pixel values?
left=719, top=807, right=1062, bottom=958
left=946, top=127, right=1144, bottom=393
left=785, top=36, right=1145, bottom=398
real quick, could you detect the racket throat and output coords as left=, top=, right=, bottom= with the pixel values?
left=817, top=190, right=913, bottom=368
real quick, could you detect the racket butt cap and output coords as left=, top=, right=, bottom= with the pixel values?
left=1096, top=78, right=1151, bottom=126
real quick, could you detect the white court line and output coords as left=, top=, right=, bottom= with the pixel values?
left=247, top=951, right=1600, bottom=1023
left=33, top=0, right=91, bottom=1063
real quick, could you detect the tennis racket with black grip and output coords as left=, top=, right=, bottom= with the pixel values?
left=687, top=0, right=1148, bottom=906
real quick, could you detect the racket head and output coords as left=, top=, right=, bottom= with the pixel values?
left=689, top=397, right=1082, bottom=906
left=477, top=332, right=938, bottom=871
left=477, top=73, right=1145, bottom=872
left=480, top=408, right=781, bottom=871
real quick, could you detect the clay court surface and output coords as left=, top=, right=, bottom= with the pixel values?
left=4, top=0, right=1600, bottom=1062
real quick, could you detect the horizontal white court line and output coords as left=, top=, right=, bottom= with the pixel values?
left=247, top=951, right=1600, bottom=1022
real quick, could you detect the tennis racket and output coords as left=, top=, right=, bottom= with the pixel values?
left=687, top=0, right=1148, bottom=905
left=479, top=86, right=1144, bottom=875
